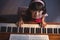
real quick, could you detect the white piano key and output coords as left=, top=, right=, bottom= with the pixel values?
left=6, top=27, right=8, bottom=32
left=52, top=28, right=54, bottom=34
left=41, top=28, right=42, bottom=34
left=46, top=28, right=47, bottom=34
left=34, top=28, right=36, bottom=34
left=18, top=27, right=19, bottom=33
left=11, top=27, right=13, bottom=32
left=29, top=28, right=31, bottom=33
left=57, top=28, right=58, bottom=34
left=23, top=27, right=24, bottom=33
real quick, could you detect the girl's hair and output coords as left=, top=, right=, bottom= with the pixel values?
left=28, top=2, right=47, bottom=14
left=29, top=2, right=43, bottom=11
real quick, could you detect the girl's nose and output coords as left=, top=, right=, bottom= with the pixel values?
left=35, top=11, right=39, bottom=16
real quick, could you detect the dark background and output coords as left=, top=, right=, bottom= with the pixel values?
left=0, top=0, right=60, bottom=23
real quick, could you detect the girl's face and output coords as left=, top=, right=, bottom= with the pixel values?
left=30, top=10, right=43, bottom=19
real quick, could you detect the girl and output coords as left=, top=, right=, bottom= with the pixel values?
left=17, top=0, right=48, bottom=27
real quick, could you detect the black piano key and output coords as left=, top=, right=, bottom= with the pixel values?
left=47, top=28, right=52, bottom=33
left=31, top=28, right=34, bottom=34
left=24, top=28, right=29, bottom=33
left=54, top=28, right=57, bottom=34
left=12, top=27, right=18, bottom=33
left=36, top=28, right=41, bottom=34
left=42, top=28, right=46, bottom=34
left=58, top=28, right=60, bottom=33
left=1, top=26, right=6, bottom=32
left=19, top=27, right=23, bottom=33
left=7, top=27, right=11, bottom=32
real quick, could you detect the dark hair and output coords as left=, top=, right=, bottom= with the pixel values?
left=29, top=2, right=47, bottom=14
left=29, top=2, right=43, bottom=11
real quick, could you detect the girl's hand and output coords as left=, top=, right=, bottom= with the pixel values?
left=42, top=21, right=47, bottom=27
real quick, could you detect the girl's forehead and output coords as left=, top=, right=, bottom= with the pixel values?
left=31, top=10, right=43, bottom=14
left=30, top=10, right=42, bottom=12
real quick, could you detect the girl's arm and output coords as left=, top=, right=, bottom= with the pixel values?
left=42, top=16, right=47, bottom=27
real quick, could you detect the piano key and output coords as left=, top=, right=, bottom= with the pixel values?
left=41, top=28, right=42, bottom=34
left=29, top=28, right=31, bottom=33
left=58, top=28, right=60, bottom=34
left=46, top=28, right=47, bottom=34
left=47, top=28, right=52, bottom=34
left=54, top=28, right=57, bottom=34
left=11, top=27, right=13, bottom=32
left=57, top=28, right=59, bottom=34
left=5, top=27, right=8, bottom=32
left=23, top=27, right=24, bottom=33
left=7, top=27, right=11, bottom=32
left=52, top=28, right=54, bottom=34
left=24, top=28, right=29, bottom=33
left=1, top=26, right=6, bottom=32
left=42, top=28, right=46, bottom=34
left=19, top=27, right=23, bottom=33
left=12, top=27, right=18, bottom=33
left=31, top=28, right=34, bottom=34
left=34, top=28, right=36, bottom=33
left=17, top=27, right=19, bottom=33
left=36, top=28, right=41, bottom=34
